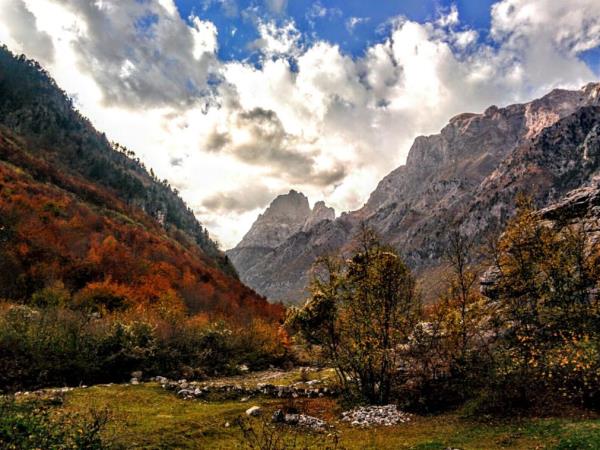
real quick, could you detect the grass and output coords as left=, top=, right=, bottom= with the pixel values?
left=54, top=382, right=600, bottom=449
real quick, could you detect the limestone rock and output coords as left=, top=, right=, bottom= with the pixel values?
left=303, top=201, right=335, bottom=232
left=481, top=180, right=600, bottom=299
left=246, top=406, right=262, bottom=417
left=227, top=191, right=335, bottom=302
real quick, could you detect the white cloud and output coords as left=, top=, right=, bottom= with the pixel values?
left=346, top=16, right=369, bottom=33
left=437, top=4, right=459, bottom=28
left=249, top=19, right=301, bottom=58
left=307, top=2, right=342, bottom=21
left=1, top=0, right=599, bottom=248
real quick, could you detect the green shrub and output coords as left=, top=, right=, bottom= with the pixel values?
left=0, top=302, right=289, bottom=392
left=30, top=282, right=71, bottom=308
left=0, top=396, right=109, bottom=449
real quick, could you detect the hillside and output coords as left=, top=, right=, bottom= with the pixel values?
left=229, top=83, right=600, bottom=303
left=0, top=46, right=282, bottom=321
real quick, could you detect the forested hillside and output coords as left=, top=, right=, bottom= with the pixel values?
left=0, top=46, right=234, bottom=276
left=0, top=46, right=282, bottom=321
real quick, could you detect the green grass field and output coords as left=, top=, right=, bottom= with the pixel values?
left=53, top=381, right=600, bottom=450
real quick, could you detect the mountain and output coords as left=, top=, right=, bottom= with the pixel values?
left=0, top=46, right=282, bottom=321
left=231, top=83, right=600, bottom=303
left=227, top=190, right=335, bottom=301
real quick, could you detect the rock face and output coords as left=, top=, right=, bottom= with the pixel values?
left=236, top=190, right=312, bottom=249
left=231, top=83, right=600, bottom=303
left=303, top=201, right=335, bottom=232
left=227, top=191, right=336, bottom=301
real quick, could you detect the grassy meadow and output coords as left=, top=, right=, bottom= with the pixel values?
left=39, top=374, right=598, bottom=449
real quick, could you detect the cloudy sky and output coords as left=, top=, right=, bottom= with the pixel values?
left=1, top=0, right=600, bottom=248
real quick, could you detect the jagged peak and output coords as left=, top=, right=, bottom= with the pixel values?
left=261, top=190, right=310, bottom=219
left=303, top=200, right=335, bottom=232
left=233, top=190, right=336, bottom=250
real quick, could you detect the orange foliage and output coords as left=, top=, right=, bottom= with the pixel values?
left=0, top=129, right=285, bottom=325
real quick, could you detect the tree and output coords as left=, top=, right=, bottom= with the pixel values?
left=489, top=195, right=600, bottom=406
left=287, top=227, right=421, bottom=404
left=441, top=230, right=483, bottom=363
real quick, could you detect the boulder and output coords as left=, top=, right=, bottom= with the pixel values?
left=246, top=406, right=262, bottom=417
left=271, top=409, right=285, bottom=423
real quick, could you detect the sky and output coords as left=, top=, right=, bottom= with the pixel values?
left=1, top=0, right=600, bottom=249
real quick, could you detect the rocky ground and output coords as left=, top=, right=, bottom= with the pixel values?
left=155, top=371, right=414, bottom=432
left=159, top=376, right=338, bottom=401
left=341, top=405, right=412, bottom=427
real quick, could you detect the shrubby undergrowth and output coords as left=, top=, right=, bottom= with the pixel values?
left=0, top=297, right=289, bottom=392
left=0, top=396, right=109, bottom=449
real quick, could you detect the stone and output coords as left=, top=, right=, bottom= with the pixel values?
left=341, top=405, right=411, bottom=427
left=246, top=406, right=262, bottom=417
left=284, top=414, right=300, bottom=425
left=271, top=409, right=285, bottom=423
left=159, top=376, right=337, bottom=401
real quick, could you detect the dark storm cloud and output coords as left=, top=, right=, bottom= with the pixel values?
left=170, top=156, right=184, bottom=166
left=3, top=0, right=55, bottom=64
left=201, top=184, right=276, bottom=213
left=229, top=107, right=348, bottom=186
left=205, top=130, right=231, bottom=152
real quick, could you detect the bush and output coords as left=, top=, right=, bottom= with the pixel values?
left=0, top=396, right=109, bottom=449
left=30, top=282, right=71, bottom=308
left=73, top=280, right=133, bottom=313
left=0, top=301, right=290, bottom=392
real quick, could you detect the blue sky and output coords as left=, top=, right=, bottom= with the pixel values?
left=175, top=0, right=498, bottom=61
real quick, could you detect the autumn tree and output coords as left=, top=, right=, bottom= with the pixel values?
left=402, top=227, right=493, bottom=410
left=287, top=227, right=421, bottom=404
left=489, top=195, right=600, bottom=407
left=439, top=230, right=486, bottom=364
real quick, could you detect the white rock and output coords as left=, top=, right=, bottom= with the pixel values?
left=246, top=406, right=262, bottom=417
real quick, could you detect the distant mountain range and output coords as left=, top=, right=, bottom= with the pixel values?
left=228, top=82, right=600, bottom=304
left=0, top=46, right=281, bottom=321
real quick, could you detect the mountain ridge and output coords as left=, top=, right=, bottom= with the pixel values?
left=230, top=82, right=600, bottom=303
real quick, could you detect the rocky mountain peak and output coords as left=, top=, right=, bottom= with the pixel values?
left=365, top=83, right=600, bottom=216
left=267, top=190, right=311, bottom=220
left=236, top=190, right=311, bottom=249
left=235, top=191, right=336, bottom=251
left=303, top=201, right=336, bottom=232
